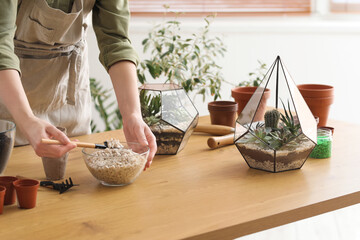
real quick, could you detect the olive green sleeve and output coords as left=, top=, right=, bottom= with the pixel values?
left=0, top=0, right=20, bottom=74
left=92, top=0, right=139, bottom=71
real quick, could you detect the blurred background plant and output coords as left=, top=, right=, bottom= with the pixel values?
left=238, top=60, right=267, bottom=87
left=137, top=13, right=226, bottom=101
left=90, top=78, right=122, bottom=133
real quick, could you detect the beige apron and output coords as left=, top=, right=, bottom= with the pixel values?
left=0, top=0, right=96, bottom=146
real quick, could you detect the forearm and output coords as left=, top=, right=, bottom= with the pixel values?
left=0, top=69, right=35, bottom=125
left=0, top=69, right=75, bottom=156
left=108, top=61, right=157, bottom=166
left=108, top=61, right=141, bottom=120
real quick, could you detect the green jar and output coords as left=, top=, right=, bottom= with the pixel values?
left=310, top=128, right=332, bottom=159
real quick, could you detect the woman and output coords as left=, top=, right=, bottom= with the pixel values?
left=0, top=0, right=156, bottom=168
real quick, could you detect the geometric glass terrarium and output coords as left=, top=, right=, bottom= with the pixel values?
left=234, top=56, right=317, bottom=172
left=139, top=83, right=199, bottom=155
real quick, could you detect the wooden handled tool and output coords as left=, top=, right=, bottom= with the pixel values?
left=207, top=134, right=234, bottom=149
left=41, top=139, right=107, bottom=149
left=194, top=124, right=234, bottom=136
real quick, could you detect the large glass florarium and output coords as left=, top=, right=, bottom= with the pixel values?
left=234, top=56, right=317, bottom=172
left=139, top=83, right=199, bottom=155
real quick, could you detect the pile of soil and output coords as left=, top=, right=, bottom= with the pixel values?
left=150, top=118, right=198, bottom=155
left=150, top=121, right=184, bottom=155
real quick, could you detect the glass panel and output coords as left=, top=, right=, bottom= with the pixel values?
left=177, top=116, right=199, bottom=153
left=275, top=133, right=315, bottom=172
left=140, top=89, right=162, bottom=126
left=235, top=131, right=275, bottom=172
left=162, top=89, right=197, bottom=132
left=150, top=120, right=183, bottom=155
left=280, top=62, right=317, bottom=143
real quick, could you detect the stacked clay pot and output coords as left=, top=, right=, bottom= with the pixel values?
left=297, top=84, right=334, bottom=127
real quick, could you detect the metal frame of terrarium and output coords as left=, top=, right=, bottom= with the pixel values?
left=139, top=83, right=199, bottom=155
left=234, top=56, right=317, bottom=173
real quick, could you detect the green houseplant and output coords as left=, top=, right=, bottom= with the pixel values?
left=90, top=78, right=122, bottom=133
left=137, top=16, right=226, bottom=102
left=238, top=60, right=267, bottom=87
left=137, top=16, right=227, bottom=154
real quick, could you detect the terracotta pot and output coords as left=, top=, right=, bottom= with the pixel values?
left=231, top=87, right=271, bottom=121
left=302, top=96, right=334, bottom=127
left=0, top=176, right=18, bottom=205
left=0, top=185, right=5, bottom=214
left=208, top=101, right=238, bottom=127
left=297, top=84, right=334, bottom=98
left=297, top=84, right=334, bottom=127
left=41, top=126, right=68, bottom=180
left=13, top=179, right=39, bottom=209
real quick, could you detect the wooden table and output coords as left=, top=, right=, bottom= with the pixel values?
left=1, top=116, right=360, bottom=240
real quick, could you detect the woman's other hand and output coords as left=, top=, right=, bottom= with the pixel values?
left=122, top=114, right=157, bottom=170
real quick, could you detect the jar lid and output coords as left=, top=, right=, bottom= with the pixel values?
left=317, top=128, right=332, bottom=137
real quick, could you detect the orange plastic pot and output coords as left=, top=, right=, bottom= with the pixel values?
left=208, top=101, right=238, bottom=127
left=13, top=179, right=39, bottom=209
left=231, top=87, right=270, bottom=121
left=0, top=186, right=5, bottom=214
left=0, top=176, right=18, bottom=205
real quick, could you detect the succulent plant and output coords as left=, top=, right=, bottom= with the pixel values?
left=280, top=100, right=300, bottom=136
left=140, top=90, right=161, bottom=126
left=244, top=100, right=302, bottom=150
left=264, top=109, right=280, bottom=129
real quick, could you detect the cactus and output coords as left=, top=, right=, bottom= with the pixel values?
left=264, top=109, right=280, bottom=129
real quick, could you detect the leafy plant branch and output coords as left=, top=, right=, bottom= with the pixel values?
left=137, top=15, right=226, bottom=101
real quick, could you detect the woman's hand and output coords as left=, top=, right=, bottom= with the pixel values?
left=20, top=116, right=77, bottom=158
left=122, top=114, right=157, bottom=170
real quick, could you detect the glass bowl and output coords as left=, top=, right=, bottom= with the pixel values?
left=82, top=142, right=149, bottom=186
left=0, top=120, right=16, bottom=175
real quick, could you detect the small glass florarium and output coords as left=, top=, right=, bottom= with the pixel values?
left=234, top=56, right=317, bottom=172
left=139, top=83, right=199, bottom=155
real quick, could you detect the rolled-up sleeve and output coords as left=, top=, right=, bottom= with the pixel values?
left=92, top=0, right=139, bottom=71
left=0, top=0, right=20, bottom=74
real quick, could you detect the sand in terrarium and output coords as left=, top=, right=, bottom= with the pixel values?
left=237, top=136, right=314, bottom=172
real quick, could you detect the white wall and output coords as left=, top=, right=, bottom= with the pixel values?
left=87, top=14, right=360, bottom=128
